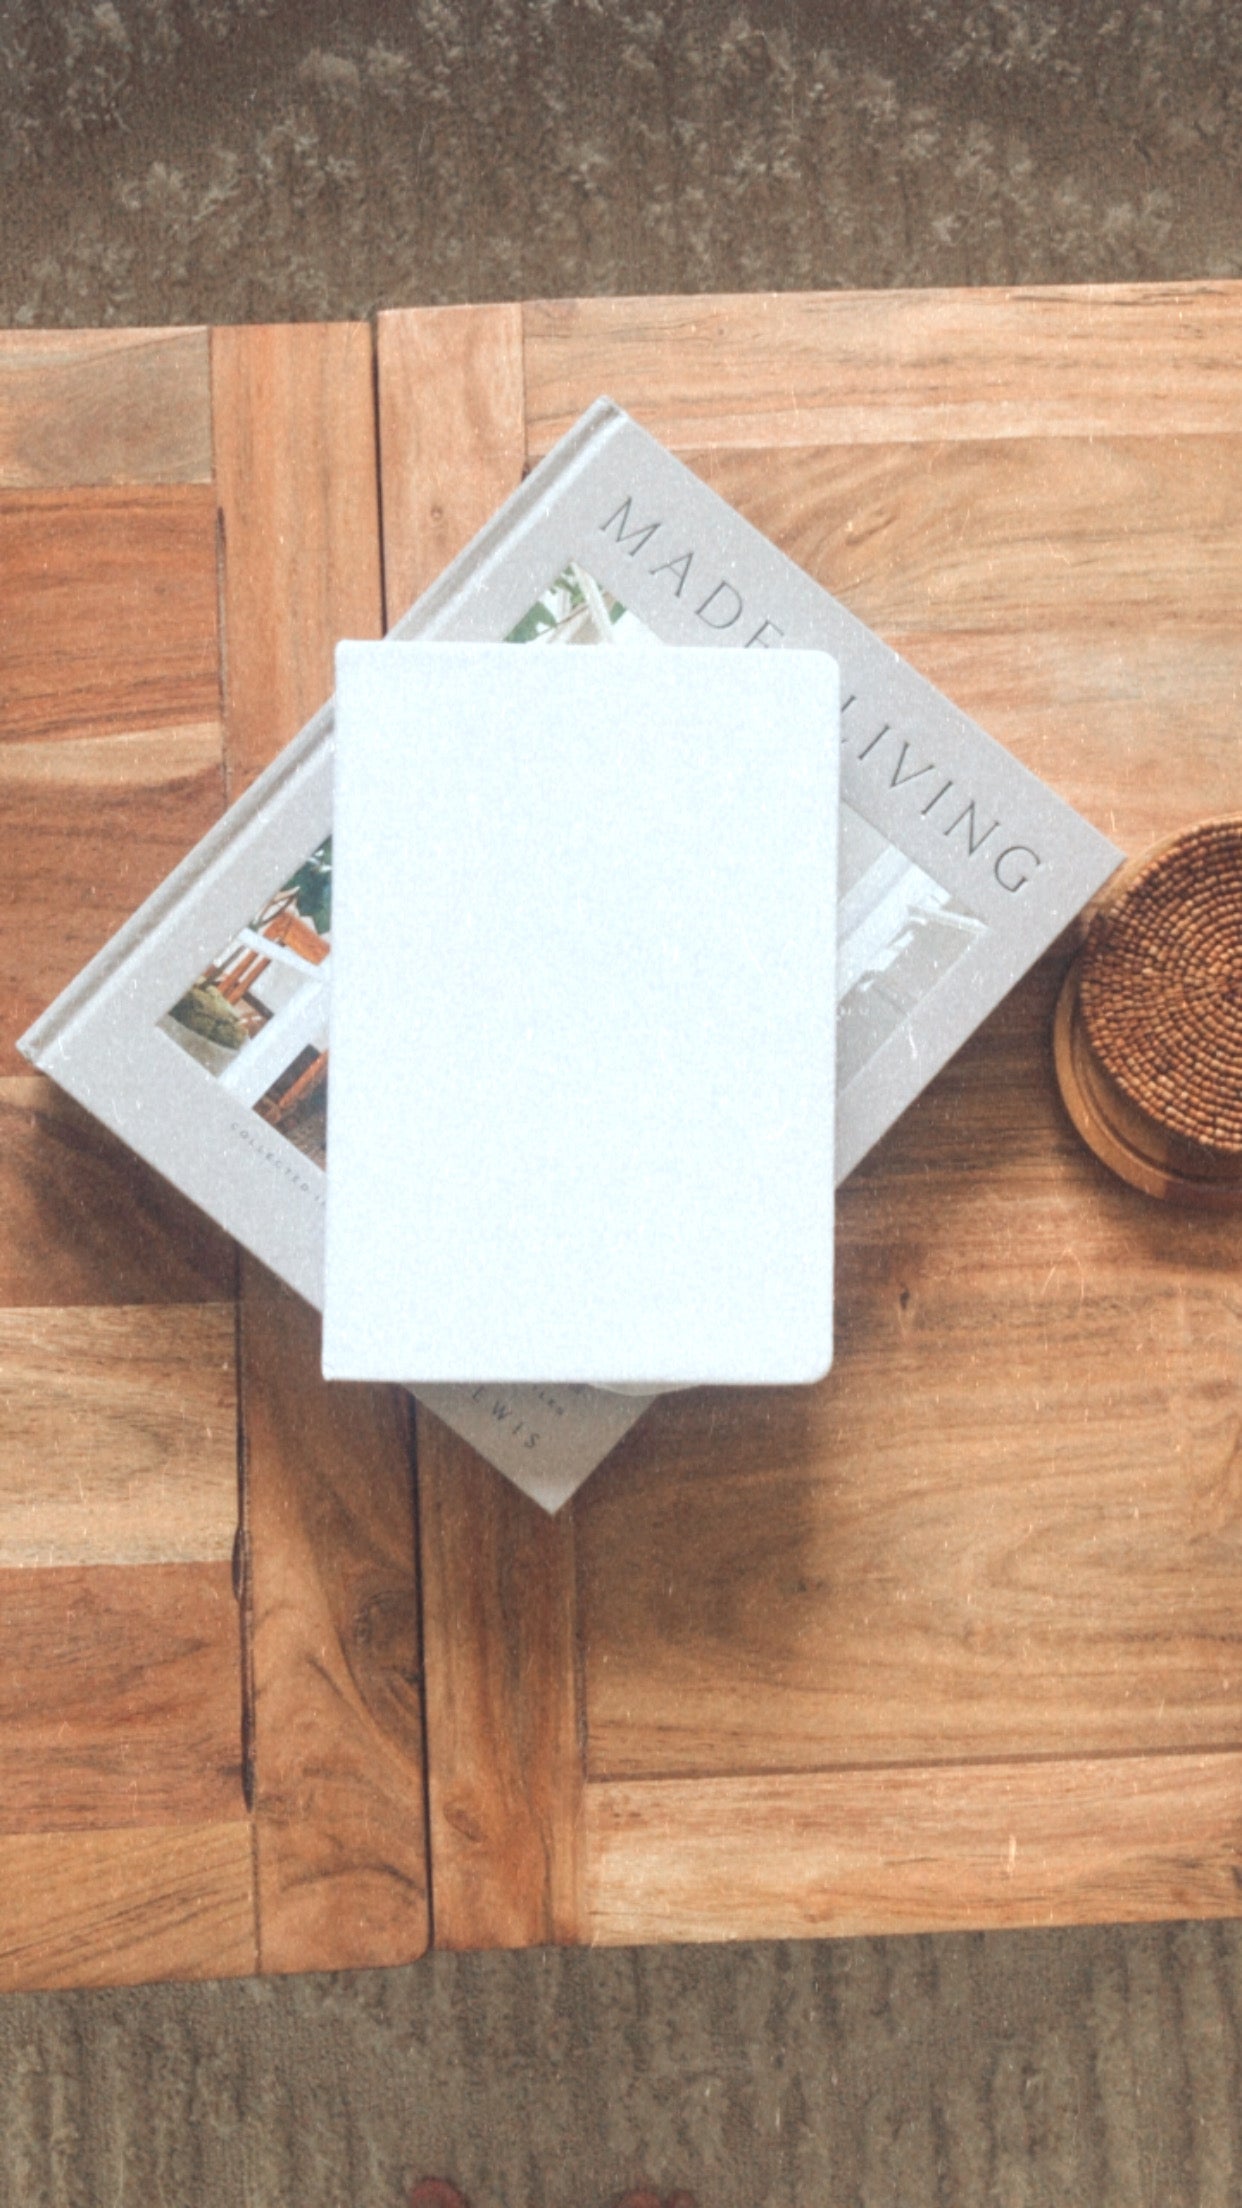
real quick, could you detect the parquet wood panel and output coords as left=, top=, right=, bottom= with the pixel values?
left=0, top=328, right=212, bottom=489
left=211, top=322, right=429, bottom=1973
left=0, top=1074, right=235, bottom=1309
left=1, top=333, right=242, bottom=1994
left=376, top=303, right=525, bottom=617
left=583, top=1755, right=1242, bottom=1944
left=0, top=1823, right=254, bottom=1993
left=0, top=1302, right=237, bottom=1569
left=238, top=1274, right=429, bottom=1974
left=0, top=486, right=221, bottom=741
left=1, top=319, right=437, bottom=1989
left=0, top=728, right=225, bottom=1074
left=0, top=332, right=239, bottom=1990
left=0, top=1562, right=243, bottom=1832
left=210, top=322, right=382, bottom=796
left=417, top=1428, right=583, bottom=1949
left=522, top=284, right=1242, bottom=451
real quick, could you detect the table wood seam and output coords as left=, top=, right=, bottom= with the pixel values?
left=583, top=1740, right=1242, bottom=1787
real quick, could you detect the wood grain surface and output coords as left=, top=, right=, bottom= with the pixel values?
left=0, top=486, right=221, bottom=741
left=0, top=1074, right=235, bottom=1309
left=396, top=284, right=1242, bottom=1948
left=1, top=321, right=427, bottom=1991
left=377, top=303, right=525, bottom=615
left=0, top=1824, right=254, bottom=1993
left=211, top=322, right=429, bottom=1972
left=0, top=1303, right=237, bottom=1568
left=418, top=1423, right=584, bottom=1949
left=583, top=1755, right=1242, bottom=1944
left=211, top=322, right=383, bottom=796
left=0, top=1561, right=242, bottom=1832
left=692, top=435, right=1242, bottom=855
left=523, top=284, right=1242, bottom=452
left=239, top=1272, right=429, bottom=1973
left=0, top=755, right=222, bottom=1009
left=0, top=480, right=224, bottom=1075
left=0, top=329, right=248, bottom=1993
left=575, top=958, right=1242, bottom=1782
left=0, top=328, right=212, bottom=489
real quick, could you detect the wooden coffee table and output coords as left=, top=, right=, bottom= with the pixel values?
left=2, top=285, right=1240, bottom=1989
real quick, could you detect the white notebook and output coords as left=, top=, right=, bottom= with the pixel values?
left=322, top=641, right=839, bottom=1390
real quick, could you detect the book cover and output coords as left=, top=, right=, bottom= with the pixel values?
left=19, top=399, right=1122, bottom=1507
left=322, top=642, right=839, bottom=1389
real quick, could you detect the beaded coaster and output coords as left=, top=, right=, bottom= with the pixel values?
left=1054, top=816, right=1242, bottom=1207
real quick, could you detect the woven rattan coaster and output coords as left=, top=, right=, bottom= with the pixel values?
left=1054, top=816, right=1242, bottom=1207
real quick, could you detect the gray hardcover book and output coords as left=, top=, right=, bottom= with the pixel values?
left=19, top=399, right=1122, bottom=1509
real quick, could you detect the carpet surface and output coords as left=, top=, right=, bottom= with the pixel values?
left=4, top=5, right=1242, bottom=2204
left=5, top=1927, right=1242, bottom=2206
left=3, top=0, right=1241, bottom=322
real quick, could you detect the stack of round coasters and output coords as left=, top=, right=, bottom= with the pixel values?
left=1054, top=815, right=1242, bottom=1209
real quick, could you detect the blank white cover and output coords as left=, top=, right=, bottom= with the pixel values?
left=322, top=642, right=838, bottom=1387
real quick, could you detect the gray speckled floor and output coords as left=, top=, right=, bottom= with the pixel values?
left=4, top=0, right=1241, bottom=325
left=6, top=1928, right=1242, bottom=2207
left=4, top=5, right=1242, bottom=2203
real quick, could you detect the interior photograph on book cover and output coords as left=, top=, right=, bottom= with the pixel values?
left=836, top=808, right=986, bottom=1091
left=505, top=560, right=660, bottom=648
left=158, top=837, right=332, bottom=1168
